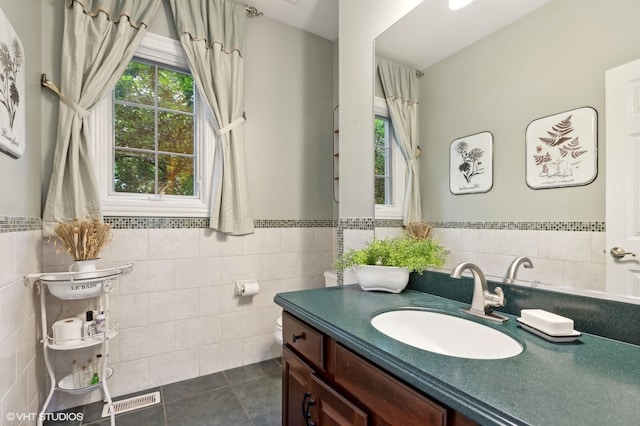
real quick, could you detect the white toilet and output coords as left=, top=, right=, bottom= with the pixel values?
left=275, top=269, right=355, bottom=345
left=275, top=315, right=283, bottom=345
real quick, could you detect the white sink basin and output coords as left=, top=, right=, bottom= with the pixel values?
left=371, top=309, right=523, bottom=360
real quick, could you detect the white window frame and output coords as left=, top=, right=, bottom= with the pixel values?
left=374, top=96, right=406, bottom=220
left=90, top=32, right=215, bottom=217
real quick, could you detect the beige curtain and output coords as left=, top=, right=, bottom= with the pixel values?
left=377, top=58, right=422, bottom=225
left=169, top=0, right=254, bottom=235
left=42, top=0, right=161, bottom=235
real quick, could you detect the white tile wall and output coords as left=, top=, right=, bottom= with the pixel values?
left=7, top=224, right=605, bottom=416
left=0, top=230, right=42, bottom=426
left=42, top=226, right=334, bottom=410
left=432, top=228, right=606, bottom=291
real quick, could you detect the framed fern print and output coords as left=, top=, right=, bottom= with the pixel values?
left=0, top=6, right=25, bottom=158
left=525, top=107, right=597, bottom=189
left=450, top=131, right=493, bottom=195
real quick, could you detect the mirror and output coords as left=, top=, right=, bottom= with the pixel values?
left=374, top=0, right=640, bottom=303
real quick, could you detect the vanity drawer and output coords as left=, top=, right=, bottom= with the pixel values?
left=333, top=342, right=448, bottom=426
left=283, top=311, right=324, bottom=370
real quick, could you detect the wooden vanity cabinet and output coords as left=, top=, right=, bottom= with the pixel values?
left=281, top=311, right=477, bottom=426
left=282, top=347, right=368, bottom=425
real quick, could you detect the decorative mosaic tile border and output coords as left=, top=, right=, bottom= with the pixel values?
left=375, top=219, right=403, bottom=228
left=0, top=216, right=605, bottom=233
left=254, top=219, right=336, bottom=228
left=103, top=217, right=336, bottom=229
left=338, top=217, right=375, bottom=231
left=336, top=217, right=376, bottom=284
left=0, top=216, right=42, bottom=233
left=336, top=217, right=375, bottom=260
left=429, top=221, right=605, bottom=232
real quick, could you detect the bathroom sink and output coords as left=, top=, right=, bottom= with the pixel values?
left=370, top=309, right=523, bottom=360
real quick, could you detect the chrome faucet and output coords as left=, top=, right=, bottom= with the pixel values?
left=450, top=262, right=508, bottom=323
left=504, top=256, right=533, bottom=283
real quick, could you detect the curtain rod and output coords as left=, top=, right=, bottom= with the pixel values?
left=245, top=5, right=263, bottom=18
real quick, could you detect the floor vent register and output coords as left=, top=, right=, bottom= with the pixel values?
left=101, top=391, right=162, bottom=417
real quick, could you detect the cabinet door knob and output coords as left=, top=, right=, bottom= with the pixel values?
left=292, top=332, right=306, bottom=342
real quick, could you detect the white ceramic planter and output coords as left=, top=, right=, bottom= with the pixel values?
left=356, top=265, right=410, bottom=293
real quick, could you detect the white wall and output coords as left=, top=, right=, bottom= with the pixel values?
left=0, top=231, right=42, bottom=425
left=43, top=225, right=333, bottom=408
left=0, top=0, right=45, bottom=424
left=0, top=0, right=42, bottom=217
left=337, top=0, right=423, bottom=219
left=244, top=18, right=335, bottom=219
left=419, top=0, right=640, bottom=222
left=1, top=0, right=338, bottom=417
left=40, top=1, right=336, bottom=222
left=435, top=228, right=606, bottom=292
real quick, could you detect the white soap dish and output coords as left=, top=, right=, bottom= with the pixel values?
left=520, top=309, right=574, bottom=335
left=516, top=318, right=581, bottom=343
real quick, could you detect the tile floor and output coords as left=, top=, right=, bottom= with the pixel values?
left=46, top=358, right=282, bottom=426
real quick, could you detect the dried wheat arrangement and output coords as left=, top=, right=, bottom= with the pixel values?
left=404, top=221, right=433, bottom=240
left=53, top=217, right=112, bottom=261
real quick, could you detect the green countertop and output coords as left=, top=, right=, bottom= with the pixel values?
left=274, top=285, right=640, bottom=426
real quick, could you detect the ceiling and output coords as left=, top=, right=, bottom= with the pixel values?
left=242, top=0, right=339, bottom=41
left=375, top=0, right=552, bottom=70
left=243, top=0, right=552, bottom=71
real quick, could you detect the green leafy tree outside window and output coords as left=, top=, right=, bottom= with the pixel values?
left=114, top=60, right=195, bottom=196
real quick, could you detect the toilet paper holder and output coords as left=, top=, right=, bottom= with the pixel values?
left=235, top=279, right=260, bottom=296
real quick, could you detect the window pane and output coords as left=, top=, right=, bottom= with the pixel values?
left=158, top=68, right=194, bottom=112
left=158, top=154, right=194, bottom=196
left=375, top=177, right=387, bottom=204
left=113, top=56, right=197, bottom=198
left=114, top=150, right=156, bottom=193
left=114, top=104, right=155, bottom=150
left=115, top=61, right=155, bottom=105
left=375, top=145, right=387, bottom=176
left=158, top=111, right=194, bottom=154
left=374, top=116, right=391, bottom=205
left=375, top=118, right=386, bottom=148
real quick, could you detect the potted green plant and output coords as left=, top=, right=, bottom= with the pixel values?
left=335, top=233, right=447, bottom=293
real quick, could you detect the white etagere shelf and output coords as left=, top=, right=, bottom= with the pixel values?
left=25, top=263, right=132, bottom=426
left=45, top=324, right=119, bottom=350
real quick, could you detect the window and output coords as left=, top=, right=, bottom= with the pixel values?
left=114, top=60, right=195, bottom=196
left=374, top=97, right=405, bottom=219
left=91, top=33, right=215, bottom=216
left=374, top=114, right=391, bottom=204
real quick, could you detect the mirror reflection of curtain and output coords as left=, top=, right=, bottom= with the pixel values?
left=377, top=58, right=422, bottom=225
left=42, top=0, right=162, bottom=236
left=169, top=0, right=255, bottom=235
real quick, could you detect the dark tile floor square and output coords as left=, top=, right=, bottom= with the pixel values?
left=48, top=358, right=282, bottom=426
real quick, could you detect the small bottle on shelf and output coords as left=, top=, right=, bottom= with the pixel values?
left=87, top=358, right=95, bottom=381
left=95, top=354, right=103, bottom=381
left=85, top=311, right=96, bottom=337
left=72, top=360, right=81, bottom=388
left=95, top=307, right=105, bottom=333
left=81, top=366, right=90, bottom=387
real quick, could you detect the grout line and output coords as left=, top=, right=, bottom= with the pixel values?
left=230, top=385, right=257, bottom=426
left=160, top=387, right=169, bottom=426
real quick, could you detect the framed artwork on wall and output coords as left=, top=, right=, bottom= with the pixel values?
left=449, top=131, right=493, bottom=195
left=525, top=107, right=598, bottom=189
left=0, top=6, right=25, bottom=159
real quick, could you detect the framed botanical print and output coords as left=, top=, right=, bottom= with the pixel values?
left=450, top=131, right=493, bottom=195
left=525, top=107, right=597, bottom=189
left=0, top=6, right=25, bottom=159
